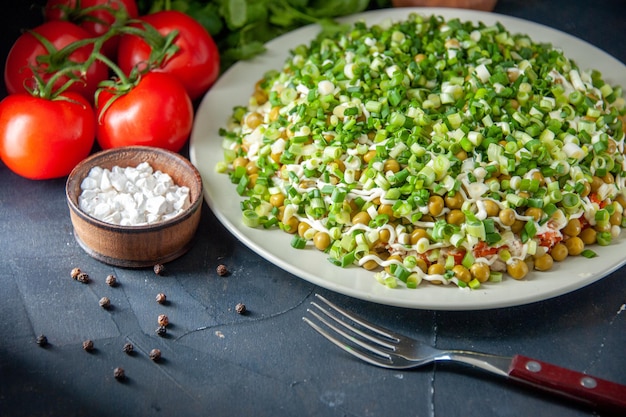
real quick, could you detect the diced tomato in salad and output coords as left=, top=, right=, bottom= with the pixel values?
left=536, top=230, right=563, bottom=249
left=588, top=192, right=608, bottom=209
left=449, top=248, right=466, bottom=265
left=579, top=215, right=591, bottom=230
left=473, top=241, right=500, bottom=258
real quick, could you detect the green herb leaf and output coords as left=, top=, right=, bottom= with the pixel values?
left=225, top=0, right=248, bottom=28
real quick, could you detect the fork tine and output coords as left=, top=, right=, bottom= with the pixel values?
left=309, top=301, right=397, bottom=351
left=306, top=307, right=394, bottom=357
left=303, top=310, right=395, bottom=368
left=313, top=293, right=403, bottom=342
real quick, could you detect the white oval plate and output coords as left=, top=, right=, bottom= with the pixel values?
left=190, top=8, right=626, bottom=310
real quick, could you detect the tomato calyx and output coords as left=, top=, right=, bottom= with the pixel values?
left=117, top=20, right=181, bottom=73
left=24, top=66, right=77, bottom=99
left=92, top=52, right=141, bottom=121
left=20, top=63, right=95, bottom=112
left=22, top=27, right=115, bottom=99
left=47, top=1, right=132, bottom=30
left=92, top=22, right=185, bottom=120
left=20, top=43, right=98, bottom=100
left=20, top=18, right=177, bottom=107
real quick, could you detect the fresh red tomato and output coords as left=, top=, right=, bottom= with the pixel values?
left=117, top=10, right=220, bottom=101
left=44, top=0, right=139, bottom=57
left=4, top=20, right=109, bottom=101
left=0, top=92, right=96, bottom=180
left=95, top=72, right=193, bottom=152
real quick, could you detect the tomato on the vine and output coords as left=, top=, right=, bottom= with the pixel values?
left=4, top=20, right=109, bottom=101
left=0, top=92, right=96, bottom=180
left=95, top=72, right=193, bottom=152
left=117, top=10, right=220, bottom=101
left=44, top=0, right=139, bottom=58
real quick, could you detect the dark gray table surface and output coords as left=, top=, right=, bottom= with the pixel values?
left=1, top=1, right=625, bottom=416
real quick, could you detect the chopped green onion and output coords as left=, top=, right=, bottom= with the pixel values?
left=468, top=278, right=481, bottom=290
left=291, top=235, right=307, bottom=249
left=580, top=249, right=597, bottom=258
left=489, top=272, right=503, bottom=282
left=216, top=12, right=625, bottom=291
left=242, top=210, right=260, bottom=228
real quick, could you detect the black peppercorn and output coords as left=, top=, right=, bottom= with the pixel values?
left=105, top=274, right=117, bottom=287
left=70, top=267, right=82, bottom=280
left=157, top=314, right=169, bottom=327
left=235, top=303, right=247, bottom=315
left=155, top=293, right=167, bottom=304
left=153, top=263, right=165, bottom=275
left=82, top=339, right=94, bottom=352
left=155, top=326, right=167, bottom=337
left=76, top=272, right=90, bottom=283
left=113, top=367, right=125, bottom=381
left=122, top=342, right=134, bottom=354
left=216, top=264, right=228, bottom=276
left=36, top=334, right=48, bottom=347
left=99, top=296, right=111, bottom=309
left=149, top=348, right=162, bottom=362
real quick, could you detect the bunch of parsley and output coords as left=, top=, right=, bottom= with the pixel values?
left=137, top=0, right=392, bottom=72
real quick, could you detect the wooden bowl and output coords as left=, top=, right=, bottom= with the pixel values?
left=66, top=146, right=203, bottom=268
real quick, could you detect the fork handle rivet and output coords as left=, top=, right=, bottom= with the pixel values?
left=580, top=376, right=597, bottom=389
left=525, top=361, right=542, bottom=373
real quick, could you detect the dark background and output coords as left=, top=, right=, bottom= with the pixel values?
left=1, top=1, right=625, bottom=417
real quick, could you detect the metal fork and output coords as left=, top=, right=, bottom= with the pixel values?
left=303, top=293, right=626, bottom=414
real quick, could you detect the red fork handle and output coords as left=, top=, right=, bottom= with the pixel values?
left=509, top=354, right=626, bottom=413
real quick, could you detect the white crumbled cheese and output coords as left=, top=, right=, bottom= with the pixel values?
left=78, top=162, right=191, bottom=226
